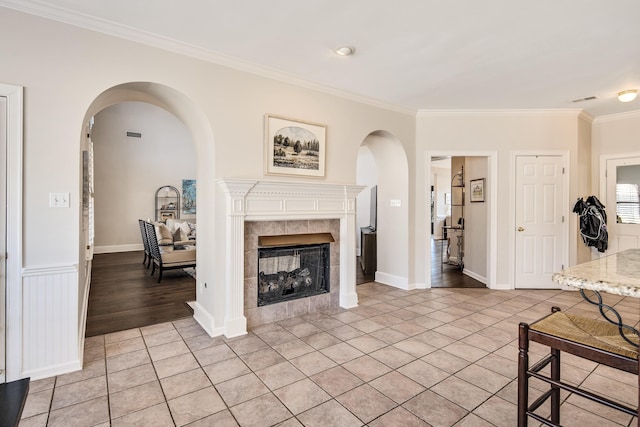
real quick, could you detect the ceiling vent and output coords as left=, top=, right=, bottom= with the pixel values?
left=126, top=131, right=142, bottom=138
left=570, top=96, right=597, bottom=103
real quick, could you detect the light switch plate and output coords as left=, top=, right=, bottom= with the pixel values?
left=390, top=199, right=401, bottom=207
left=50, top=192, right=70, bottom=208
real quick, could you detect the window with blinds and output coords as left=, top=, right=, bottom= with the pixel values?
left=616, top=183, right=640, bottom=224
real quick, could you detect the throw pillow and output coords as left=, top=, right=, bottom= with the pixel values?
left=155, top=223, right=173, bottom=245
left=179, top=221, right=191, bottom=237
left=188, top=222, right=196, bottom=238
left=172, top=228, right=186, bottom=242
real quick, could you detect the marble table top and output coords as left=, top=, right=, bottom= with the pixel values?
left=552, top=249, right=640, bottom=298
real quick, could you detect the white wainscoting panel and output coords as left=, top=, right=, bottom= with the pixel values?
left=21, top=265, right=81, bottom=379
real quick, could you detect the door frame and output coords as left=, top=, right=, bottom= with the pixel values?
left=0, top=84, right=23, bottom=382
left=510, top=151, right=569, bottom=289
left=425, top=150, right=498, bottom=289
left=599, top=151, right=640, bottom=256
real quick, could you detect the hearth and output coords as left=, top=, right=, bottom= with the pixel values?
left=258, top=243, right=330, bottom=306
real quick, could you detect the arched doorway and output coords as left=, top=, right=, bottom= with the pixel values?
left=79, top=82, right=215, bottom=341
left=356, top=131, right=410, bottom=289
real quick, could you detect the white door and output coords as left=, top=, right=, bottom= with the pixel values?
left=515, top=155, right=565, bottom=289
left=605, top=157, right=640, bottom=254
left=0, top=95, right=7, bottom=383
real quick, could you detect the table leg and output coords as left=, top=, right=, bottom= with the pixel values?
left=579, top=289, right=639, bottom=348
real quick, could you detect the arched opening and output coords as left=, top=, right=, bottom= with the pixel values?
left=79, top=82, right=215, bottom=341
left=356, top=131, right=410, bottom=289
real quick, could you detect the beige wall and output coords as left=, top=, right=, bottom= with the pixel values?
left=416, top=112, right=585, bottom=287
left=361, top=132, right=410, bottom=286
left=92, top=102, right=197, bottom=250
left=464, top=156, right=488, bottom=280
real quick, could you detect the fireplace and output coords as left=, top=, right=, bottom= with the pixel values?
left=258, top=242, right=330, bottom=306
left=218, top=179, right=364, bottom=337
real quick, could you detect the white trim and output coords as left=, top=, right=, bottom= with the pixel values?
left=1, top=83, right=23, bottom=382
left=510, top=151, right=569, bottom=289
left=22, top=360, right=82, bottom=382
left=598, top=153, right=640, bottom=257
left=417, top=109, right=584, bottom=118
left=21, top=264, right=78, bottom=276
left=462, top=268, right=487, bottom=285
left=374, top=271, right=411, bottom=290
left=425, top=151, right=498, bottom=290
left=598, top=151, right=640, bottom=202
left=77, top=260, right=91, bottom=366
left=94, top=244, right=143, bottom=254
left=218, top=179, right=364, bottom=337
left=192, top=301, right=223, bottom=337
left=593, top=110, right=640, bottom=124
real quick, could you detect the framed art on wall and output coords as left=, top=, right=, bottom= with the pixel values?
left=265, top=114, right=326, bottom=178
left=470, top=178, right=485, bottom=202
left=182, top=179, right=196, bottom=215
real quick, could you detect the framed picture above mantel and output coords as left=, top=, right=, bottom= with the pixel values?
left=265, top=114, right=326, bottom=178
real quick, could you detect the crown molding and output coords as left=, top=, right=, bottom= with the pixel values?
left=0, top=0, right=416, bottom=116
left=416, top=109, right=584, bottom=118
left=578, top=111, right=594, bottom=123
left=592, top=109, right=640, bottom=124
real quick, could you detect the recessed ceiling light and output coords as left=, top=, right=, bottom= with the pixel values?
left=618, top=89, right=637, bottom=103
left=334, top=46, right=355, bottom=56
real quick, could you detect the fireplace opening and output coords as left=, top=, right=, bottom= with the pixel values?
left=258, top=243, right=330, bottom=307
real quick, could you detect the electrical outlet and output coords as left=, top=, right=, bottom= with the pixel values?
left=50, top=192, right=70, bottom=208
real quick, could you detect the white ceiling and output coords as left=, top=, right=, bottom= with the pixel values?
left=4, top=0, right=640, bottom=117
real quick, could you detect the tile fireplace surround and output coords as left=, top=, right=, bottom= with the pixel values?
left=219, top=179, right=364, bottom=337
left=245, top=219, right=340, bottom=329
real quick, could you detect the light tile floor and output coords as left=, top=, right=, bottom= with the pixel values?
left=20, top=283, right=639, bottom=426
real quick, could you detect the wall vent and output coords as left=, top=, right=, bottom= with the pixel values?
left=126, top=131, right=142, bottom=138
left=570, top=96, right=597, bottom=103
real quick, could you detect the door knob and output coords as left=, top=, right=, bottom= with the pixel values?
left=517, top=226, right=525, bottom=232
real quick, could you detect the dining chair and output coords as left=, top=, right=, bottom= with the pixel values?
left=518, top=306, right=639, bottom=426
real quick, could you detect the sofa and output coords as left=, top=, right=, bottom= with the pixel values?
left=142, top=220, right=196, bottom=282
left=161, top=218, right=197, bottom=246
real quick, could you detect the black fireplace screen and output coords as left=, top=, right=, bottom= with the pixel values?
left=257, top=243, right=330, bottom=306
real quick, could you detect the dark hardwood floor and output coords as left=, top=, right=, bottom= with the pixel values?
left=356, top=256, right=374, bottom=285
left=431, top=237, right=485, bottom=288
left=356, top=239, right=485, bottom=288
left=86, top=251, right=196, bottom=337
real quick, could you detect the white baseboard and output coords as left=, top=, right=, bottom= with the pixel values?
left=374, top=271, right=411, bottom=290
left=462, top=268, right=487, bottom=285
left=340, top=291, right=358, bottom=308
left=23, top=359, right=82, bottom=381
left=193, top=302, right=225, bottom=338
left=94, top=244, right=143, bottom=254
left=491, top=282, right=513, bottom=290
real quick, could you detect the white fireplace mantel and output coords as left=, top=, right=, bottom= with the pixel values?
left=218, top=178, right=365, bottom=337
